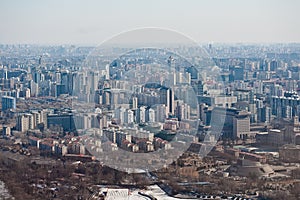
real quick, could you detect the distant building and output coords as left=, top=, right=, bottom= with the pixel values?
left=132, top=96, right=138, bottom=110
left=199, top=95, right=237, bottom=108
left=2, top=126, right=11, bottom=137
left=136, top=106, right=146, bottom=123
left=232, top=159, right=274, bottom=177
left=279, top=145, right=300, bottom=163
left=153, top=104, right=167, bottom=122
left=1, top=96, right=16, bottom=111
left=233, top=66, right=244, bottom=81
left=233, top=113, right=251, bottom=139
left=175, top=101, right=190, bottom=121
left=268, top=129, right=285, bottom=147
left=55, top=84, right=66, bottom=97
left=146, top=108, right=155, bottom=123
left=104, top=188, right=129, bottom=200
left=204, top=107, right=250, bottom=139
left=69, top=142, right=85, bottom=155
left=16, top=114, right=32, bottom=132
left=54, top=144, right=68, bottom=156
left=258, top=106, right=272, bottom=123
left=124, top=109, right=134, bottom=124
left=191, top=80, right=205, bottom=95
left=47, top=114, right=76, bottom=132
left=159, top=87, right=174, bottom=115
left=115, top=107, right=126, bottom=125
left=271, top=94, right=300, bottom=118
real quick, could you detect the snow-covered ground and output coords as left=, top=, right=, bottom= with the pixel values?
left=103, top=185, right=193, bottom=200
left=144, top=185, right=192, bottom=200
left=0, top=180, right=14, bottom=200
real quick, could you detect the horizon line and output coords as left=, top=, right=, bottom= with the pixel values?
left=1, top=42, right=300, bottom=47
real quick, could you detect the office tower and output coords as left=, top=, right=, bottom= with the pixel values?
left=205, top=107, right=250, bottom=139
left=33, top=71, right=41, bottom=84
left=167, top=56, right=175, bottom=71
left=159, top=87, right=174, bottom=115
left=270, top=60, right=278, bottom=71
left=233, top=113, right=250, bottom=139
left=61, top=70, right=70, bottom=94
left=192, top=80, right=204, bottom=96
left=233, top=66, right=244, bottom=81
left=1, top=96, right=16, bottom=111
left=56, top=84, right=66, bottom=97
left=47, top=114, right=76, bottom=132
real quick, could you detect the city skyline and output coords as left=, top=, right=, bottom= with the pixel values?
left=1, top=0, right=300, bottom=45
left=1, top=36, right=300, bottom=200
left=1, top=1, right=300, bottom=199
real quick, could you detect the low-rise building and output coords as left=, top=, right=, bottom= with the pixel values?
left=279, top=145, right=300, bottom=163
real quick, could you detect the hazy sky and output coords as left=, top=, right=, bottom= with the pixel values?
left=0, top=0, right=299, bottom=44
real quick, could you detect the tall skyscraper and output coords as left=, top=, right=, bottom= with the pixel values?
left=159, top=87, right=174, bottom=115
left=167, top=56, right=175, bottom=71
